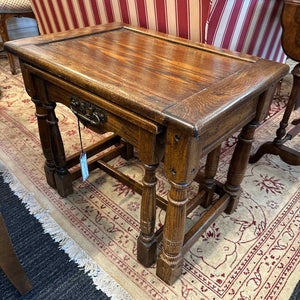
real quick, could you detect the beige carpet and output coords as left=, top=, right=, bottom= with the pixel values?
left=0, top=55, right=299, bottom=300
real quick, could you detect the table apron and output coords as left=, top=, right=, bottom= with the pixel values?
left=20, top=62, right=165, bottom=157
left=20, top=62, right=270, bottom=163
left=201, top=97, right=259, bottom=155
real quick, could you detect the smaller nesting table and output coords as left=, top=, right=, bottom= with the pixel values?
left=5, top=23, right=288, bottom=285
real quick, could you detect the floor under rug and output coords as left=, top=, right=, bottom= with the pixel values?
left=0, top=174, right=109, bottom=300
left=0, top=53, right=299, bottom=300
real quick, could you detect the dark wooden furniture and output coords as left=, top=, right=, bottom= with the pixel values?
left=0, top=213, right=33, bottom=294
left=0, top=11, right=35, bottom=74
left=250, top=0, right=300, bottom=165
left=4, top=23, right=288, bottom=285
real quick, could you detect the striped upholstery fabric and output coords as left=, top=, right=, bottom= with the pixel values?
left=30, top=0, right=211, bottom=43
left=207, top=0, right=286, bottom=62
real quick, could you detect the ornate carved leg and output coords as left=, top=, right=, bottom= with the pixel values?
left=137, top=163, right=158, bottom=267
left=45, top=102, right=73, bottom=197
left=32, top=98, right=56, bottom=188
left=201, top=145, right=221, bottom=208
left=225, top=122, right=258, bottom=214
left=249, top=64, right=300, bottom=164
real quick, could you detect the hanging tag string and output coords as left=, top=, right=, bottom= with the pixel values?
left=77, top=117, right=84, bottom=153
left=77, top=117, right=89, bottom=182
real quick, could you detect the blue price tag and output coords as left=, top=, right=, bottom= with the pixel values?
left=80, top=151, right=89, bottom=182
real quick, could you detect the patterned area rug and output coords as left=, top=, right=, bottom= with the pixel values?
left=0, top=55, right=299, bottom=300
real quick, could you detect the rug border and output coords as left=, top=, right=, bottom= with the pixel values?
left=0, top=157, right=134, bottom=300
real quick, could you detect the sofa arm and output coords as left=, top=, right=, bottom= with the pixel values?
left=207, top=0, right=286, bottom=63
left=30, top=0, right=211, bottom=43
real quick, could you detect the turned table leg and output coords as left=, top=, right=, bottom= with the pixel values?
left=156, top=128, right=202, bottom=285
left=200, top=145, right=221, bottom=208
left=30, top=77, right=73, bottom=197
left=45, top=102, right=73, bottom=197
left=156, top=181, right=189, bottom=285
left=137, top=129, right=165, bottom=267
left=32, top=98, right=56, bottom=189
left=224, top=121, right=258, bottom=214
left=137, top=163, right=159, bottom=266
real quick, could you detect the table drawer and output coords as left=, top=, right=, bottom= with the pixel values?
left=21, top=63, right=162, bottom=150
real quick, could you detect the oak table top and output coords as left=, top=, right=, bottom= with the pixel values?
left=5, top=23, right=288, bottom=136
left=4, top=23, right=289, bottom=286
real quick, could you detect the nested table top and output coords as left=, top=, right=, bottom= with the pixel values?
left=5, top=23, right=288, bottom=135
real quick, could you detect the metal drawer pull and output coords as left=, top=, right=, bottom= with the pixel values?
left=70, top=95, right=107, bottom=125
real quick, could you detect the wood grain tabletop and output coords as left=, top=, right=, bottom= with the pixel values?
left=5, top=23, right=289, bottom=136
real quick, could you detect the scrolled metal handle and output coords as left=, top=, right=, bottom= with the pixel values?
left=70, top=95, right=107, bottom=125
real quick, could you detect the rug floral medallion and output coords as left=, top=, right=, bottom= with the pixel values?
left=0, top=56, right=299, bottom=300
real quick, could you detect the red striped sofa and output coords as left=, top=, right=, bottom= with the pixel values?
left=29, top=0, right=286, bottom=62
left=30, top=0, right=211, bottom=44
left=208, top=0, right=286, bottom=63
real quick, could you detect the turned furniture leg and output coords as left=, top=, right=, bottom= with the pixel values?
left=273, top=63, right=299, bottom=145
left=156, top=181, right=189, bottom=285
left=137, top=163, right=159, bottom=266
left=45, top=102, right=73, bottom=197
left=225, top=122, right=258, bottom=214
left=249, top=64, right=300, bottom=165
left=32, top=98, right=56, bottom=189
left=156, top=127, right=202, bottom=285
left=200, top=145, right=221, bottom=208
left=0, top=213, right=33, bottom=295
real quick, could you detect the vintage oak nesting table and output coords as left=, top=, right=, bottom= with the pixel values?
left=5, top=24, right=288, bottom=285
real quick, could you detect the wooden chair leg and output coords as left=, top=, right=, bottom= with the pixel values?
left=0, top=213, right=33, bottom=295
left=0, top=13, right=17, bottom=74
left=0, top=12, right=35, bottom=74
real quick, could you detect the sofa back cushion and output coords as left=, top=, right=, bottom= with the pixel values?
left=30, top=0, right=211, bottom=43
left=207, top=0, right=286, bottom=62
